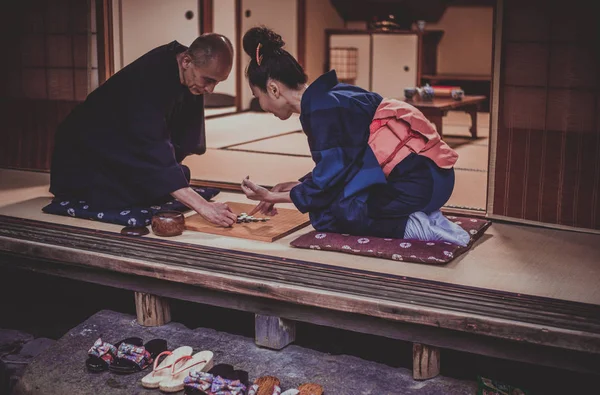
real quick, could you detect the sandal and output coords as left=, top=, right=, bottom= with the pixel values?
left=85, top=337, right=142, bottom=372
left=281, top=383, right=324, bottom=395
left=184, top=363, right=249, bottom=395
left=141, top=346, right=193, bottom=388
left=159, top=350, right=214, bottom=393
left=109, top=338, right=168, bottom=374
left=248, top=376, right=282, bottom=395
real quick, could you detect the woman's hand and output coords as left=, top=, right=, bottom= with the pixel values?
left=241, top=176, right=271, bottom=202
left=249, top=181, right=301, bottom=216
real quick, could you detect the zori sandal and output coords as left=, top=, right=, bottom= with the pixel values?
left=109, top=338, right=168, bottom=374
left=85, top=337, right=142, bottom=372
left=141, top=346, right=193, bottom=388
left=281, top=383, right=324, bottom=395
left=183, top=371, right=247, bottom=395
left=248, top=376, right=282, bottom=395
left=159, top=350, right=214, bottom=393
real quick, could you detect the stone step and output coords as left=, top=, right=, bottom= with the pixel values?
left=13, top=310, right=476, bottom=395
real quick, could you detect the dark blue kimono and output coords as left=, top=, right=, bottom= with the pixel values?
left=290, top=71, right=455, bottom=238
left=50, top=41, right=205, bottom=210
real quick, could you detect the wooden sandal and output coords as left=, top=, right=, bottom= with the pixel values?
left=158, top=350, right=214, bottom=393
left=248, top=376, right=282, bottom=395
left=141, top=346, right=193, bottom=388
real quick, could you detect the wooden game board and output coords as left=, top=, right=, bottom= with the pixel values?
left=184, top=202, right=310, bottom=242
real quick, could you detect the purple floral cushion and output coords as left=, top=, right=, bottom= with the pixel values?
left=290, top=215, right=491, bottom=264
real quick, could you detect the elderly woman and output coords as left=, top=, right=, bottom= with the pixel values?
left=240, top=27, right=468, bottom=245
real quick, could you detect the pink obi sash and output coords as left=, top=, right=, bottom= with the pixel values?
left=368, top=99, right=458, bottom=177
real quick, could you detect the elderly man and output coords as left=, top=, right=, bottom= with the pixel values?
left=50, top=34, right=237, bottom=227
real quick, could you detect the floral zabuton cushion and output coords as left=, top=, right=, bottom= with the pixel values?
left=290, top=215, right=491, bottom=264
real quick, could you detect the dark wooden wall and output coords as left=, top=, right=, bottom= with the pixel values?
left=0, top=0, right=90, bottom=171
left=493, top=0, right=600, bottom=230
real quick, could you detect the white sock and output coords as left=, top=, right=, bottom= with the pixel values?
left=404, top=211, right=470, bottom=246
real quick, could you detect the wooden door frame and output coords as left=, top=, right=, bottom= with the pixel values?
left=486, top=0, right=502, bottom=219
left=297, top=0, right=306, bottom=69
left=200, top=0, right=213, bottom=34
left=96, top=0, right=114, bottom=84
left=235, top=0, right=242, bottom=111
left=235, top=0, right=306, bottom=112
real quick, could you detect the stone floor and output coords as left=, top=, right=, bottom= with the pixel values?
left=9, top=310, right=477, bottom=395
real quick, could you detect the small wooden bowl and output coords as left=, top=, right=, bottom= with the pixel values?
left=151, top=211, right=185, bottom=237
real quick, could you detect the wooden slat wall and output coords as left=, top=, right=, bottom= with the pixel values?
left=493, top=0, right=600, bottom=229
left=0, top=0, right=90, bottom=171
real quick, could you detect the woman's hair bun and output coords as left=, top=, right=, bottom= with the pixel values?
left=243, top=26, right=285, bottom=58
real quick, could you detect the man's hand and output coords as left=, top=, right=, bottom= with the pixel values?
left=171, top=187, right=236, bottom=227
left=198, top=201, right=237, bottom=227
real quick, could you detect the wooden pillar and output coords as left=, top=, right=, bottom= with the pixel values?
left=255, top=314, right=296, bottom=350
left=413, top=343, right=440, bottom=380
left=134, top=292, right=171, bottom=327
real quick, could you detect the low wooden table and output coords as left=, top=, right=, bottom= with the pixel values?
left=407, top=95, right=487, bottom=138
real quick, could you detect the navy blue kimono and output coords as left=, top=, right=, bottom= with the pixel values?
left=290, top=71, right=455, bottom=238
left=50, top=41, right=205, bottom=209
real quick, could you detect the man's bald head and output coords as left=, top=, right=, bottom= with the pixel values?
left=187, top=33, right=234, bottom=69
left=178, top=33, right=233, bottom=95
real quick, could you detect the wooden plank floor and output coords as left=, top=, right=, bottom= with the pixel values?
left=1, top=212, right=600, bottom=357
left=1, top=169, right=599, bottom=306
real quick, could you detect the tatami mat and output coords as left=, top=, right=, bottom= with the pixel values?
left=2, top=168, right=600, bottom=305
left=205, top=107, right=237, bottom=117
left=448, top=170, right=488, bottom=210
left=441, top=111, right=490, bottom=140
left=445, top=136, right=489, bottom=149
left=226, top=132, right=311, bottom=157
left=454, top=144, right=489, bottom=171
left=224, top=113, right=489, bottom=154
left=186, top=149, right=487, bottom=210
left=205, top=112, right=302, bottom=149
left=183, top=148, right=314, bottom=187
left=445, top=111, right=490, bottom=128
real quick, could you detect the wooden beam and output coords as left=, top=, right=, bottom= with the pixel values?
left=96, top=0, right=114, bottom=84
left=255, top=314, right=296, bottom=350
left=2, top=255, right=600, bottom=375
left=134, top=292, right=171, bottom=326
